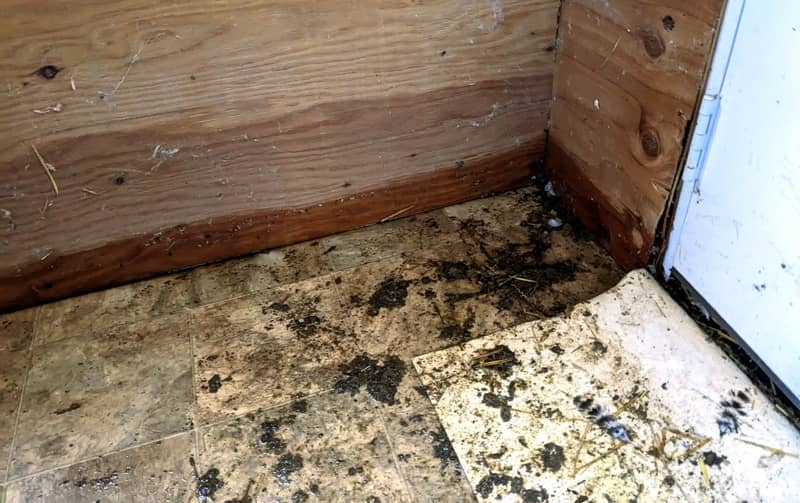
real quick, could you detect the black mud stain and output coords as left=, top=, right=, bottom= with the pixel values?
left=265, top=302, right=291, bottom=313
left=540, top=442, right=565, bottom=472
left=439, top=310, right=475, bottom=342
left=193, top=462, right=224, bottom=500
left=71, top=472, right=119, bottom=491
left=663, top=475, right=675, bottom=486
left=436, top=261, right=470, bottom=281
left=287, top=314, right=323, bottom=338
left=482, top=392, right=512, bottom=422
left=574, top=395, right=631, bottom=442
left=431, top=429, right=458, bottom=466
left=662, top=15, right=675, bottom=30
left=702, top=451, right=728, bottom=467
left=291, top=399, right=308, bottom=413
left=475, top=472, right=512, bottom=498
left=54, top=402, right=81, bottom=415
left=548, top=344, right=565, bottom=355
left=291, top=490, right=309, bottom=502
left=334, top=354, right=406, bottom=405
left=717, top=406, right=741, bottom=437
left=735, top=390, right=751, bottom=403
left=720, top=399, right=748, bottom=416
left=347, top=466, right=365, bottom=476
left=259, top=419, right=288, bottom=454
left=487, top=446, right=508, bottom=459
left=591, top=340, right=607, bottom=355
left=272, top=453, right=304, bottom=484
left=443, top=176, right=624, bottom=320
left=207, top=374, right=223, bottom=393
left=367, top=277, right=412, bottom=316
left=515, top=484, right=548, bottom=503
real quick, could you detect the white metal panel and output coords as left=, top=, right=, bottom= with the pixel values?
left=670, top=1, right=800, bottom=402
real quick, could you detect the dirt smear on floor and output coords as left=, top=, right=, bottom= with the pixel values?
left=333, top=354, right=406, bottom=405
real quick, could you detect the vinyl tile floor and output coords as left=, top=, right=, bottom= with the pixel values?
left=0, top=184, right=623, bottom=502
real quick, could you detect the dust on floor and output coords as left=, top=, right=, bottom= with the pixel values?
left=413, top=270, right=800, bottom=502
left=0, top=183, right=623, bottom=501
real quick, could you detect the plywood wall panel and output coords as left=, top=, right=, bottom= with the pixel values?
left=0, top=0, right=559, bottom=311
left=546, top=0, right=724, bottom=267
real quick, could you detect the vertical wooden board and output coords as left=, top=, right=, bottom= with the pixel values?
left=546, top=0, right=723, bottom=267
left=0, top=0, right=559, bottom=311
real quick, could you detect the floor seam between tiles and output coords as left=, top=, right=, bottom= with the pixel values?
left=3, top=345, right=35, bottom=485
left=195, top=388, right=336, bottom=432
left=3, top=429, right=192, bottom=486
left=374, top=404, right=416, bottom=503
left=29, top=311, right=184, bottom=350
left=187, top=309, right=202, bottom=473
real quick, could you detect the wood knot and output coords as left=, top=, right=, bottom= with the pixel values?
left=641, top=30, right=665, bottom=58
left=639, top=125, right=662, bottom=157
left=36, top=65, right=61, bottom=80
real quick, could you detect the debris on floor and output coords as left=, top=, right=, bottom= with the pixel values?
left=414, top=270, right=800, bottom=502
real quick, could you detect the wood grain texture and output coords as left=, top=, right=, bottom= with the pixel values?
left=546, top=0, right=723, bottom=267
left=0, top=0, right=559, bottom=311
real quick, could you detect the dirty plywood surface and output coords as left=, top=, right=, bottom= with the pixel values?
left=0, top=0, right=559, bottom=312
left=546, top=0, right=724, bottom=267
left=414, top=270, right=800, bottom=502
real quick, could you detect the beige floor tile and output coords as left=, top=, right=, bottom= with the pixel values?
left=378, top=372, right=475, bottom=503
left=197, top=391, right=409, bottom=502
left=0, top=350, right=29, bottom=482
left=0, top=308, right=37, bottom=352
left=188, top=240, right=333, bottom=307
left=35, top=273, right=193, bottom=346
left=4, top=433, right=195, bottom=502
left=192, top=275, right=357, bottom=425
left=334, top=247, right=516, bottom=362
left=9, top=316, right=193, bottom=480
left=319, top=210, right=460, bottom=271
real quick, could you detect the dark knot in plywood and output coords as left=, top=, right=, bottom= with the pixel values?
left=641, top=29, right=666, bottom=58
left=36, top=65, right=61, bottom=80
left=639, top=124, right=662, bottom=158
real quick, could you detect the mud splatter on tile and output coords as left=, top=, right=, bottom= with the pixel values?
left=414, top=270, right=800, bottom=502
left=35, top=273, right=193, bottom=346
left=378, top=372, right=476, bottom=502
left=191, top=275, right=358, bottom=425
left=9, top=315, right=194, bottom=479
left=197, top=391, right=408, bottom=501
left=3, top=433, right=195, bottom=502
left=442, top=185, right=623, bottom=320
left=335, top=247, right=511, bottom=363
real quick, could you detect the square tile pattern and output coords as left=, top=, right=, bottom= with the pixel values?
left=9, top=316, right=194, bottom=479
left=0, top=185, right=627, bottom=500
